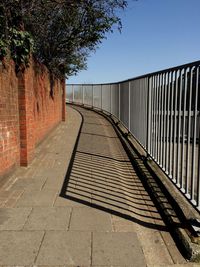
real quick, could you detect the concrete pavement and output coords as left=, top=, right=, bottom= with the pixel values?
left=0, top=105, right=197, bottom=266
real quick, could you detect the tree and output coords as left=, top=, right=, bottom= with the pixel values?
left=0, top=0, right=127, bottom=79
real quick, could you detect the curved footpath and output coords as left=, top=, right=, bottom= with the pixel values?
left=0, top=104, right=197, bottom=266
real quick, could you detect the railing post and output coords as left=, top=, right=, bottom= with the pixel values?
left=72, top=85, right=74, bottom=103
left=128, top=81, right=131, bottom=131
left=92, top=84, right=94, bottom=108
left=119, top=83, right=121, bottom=120
left=101, top=84, right=103, bottom=110
left=82, top=84, right=84, bottom=105
left=147, top=77, right=151, bottom=153
left=110, top=84, right=112, bottom=114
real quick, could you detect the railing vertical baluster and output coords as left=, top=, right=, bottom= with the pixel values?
left=166, top=72, right=170, bottom=174
left=154, top=75, right=158, bottom=161
left=192, top=67, right=199, bottom=204
left=177, top=69, right=183, bottom=187
left=155, top=75, right=158, bottom=161
left=186, top=68, right=193, bottom=197
left=141, top=78, right=144, bottom=148
left=119, top=83, right=121, bottom=120
left=147, top=77, right=151, bottom=153
left=181, top=68, right=188, bottom=191
left=163, top=73, right=167, bottom=170
left=110, top=84, right=112, bottom=114
left=173, top=70, right=178, bottom=182
left=101, top=84, right=103, bottom=110
left=198, top=111, right=200, bottom=208
left=156, top=75, right=159, bottom=162
left=160, top=74, right=164, bottom=167
left=169, top=71, right=174, bottom=178
left=157, top=74, right=161, bottom=164
left=150, top=77, right=154, bottom=156
left=92, top=84, right=94, bottom=108
left=144, top=78, right=147, bottom=148
left=129, top=81, right=131, bottom=131
left=153, top=76, right=156, bottom=158
left=72, top=85, right=74, bottom=103
left=82, top=84, right=84, bottom=105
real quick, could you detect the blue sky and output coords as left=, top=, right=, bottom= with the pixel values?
left=67, top=0, right=200, bottom=84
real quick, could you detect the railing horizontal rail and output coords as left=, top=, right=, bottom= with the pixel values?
left=66, top=60, right=200, bottom=212
left=67, top=60, right=200, bottom=86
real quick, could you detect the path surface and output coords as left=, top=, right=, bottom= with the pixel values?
left=0, top=105, right=197, bottom=266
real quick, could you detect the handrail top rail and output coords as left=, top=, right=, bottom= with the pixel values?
left=67, top=60, right=200, bottom=86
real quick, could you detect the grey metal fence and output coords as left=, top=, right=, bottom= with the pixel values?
left=66, top=60, right=200, bottom=211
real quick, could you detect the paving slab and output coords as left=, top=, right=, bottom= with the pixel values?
left=23, top=207, right=71, bottom=230
left=39, top=169, right=66, bottom=179
left=41, top=176, right=65, bottom=191
left=36, top=231, right=91, bottom=265
left=111, top=215, right=137, bottom=232
left=8, top=176, right=47, bottom=191
left=69, top=207, right=112, bottom=232
left=54, top=195, right=87, bottom=207
left=0, top=231, right=44, bottom=265
left=16, top=189, right=57, bottom=207
left=1, top=189, right=24, bottom=208
left=135, top=226, right=174, bottom=266
left=92, top=232, right=146, bottom=266
left=0, top=207, right=32, bottom=230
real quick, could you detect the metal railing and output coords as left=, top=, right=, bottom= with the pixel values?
left=66, top=60, right=200, bottom=211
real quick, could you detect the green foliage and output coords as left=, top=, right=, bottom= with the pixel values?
left=0, top=1, right=34, bottom=70
left=0, top=40, right=7, bottom=61
left=0, top=0, right=127, bottom=78
left=10, top=29, right=34, bottom=72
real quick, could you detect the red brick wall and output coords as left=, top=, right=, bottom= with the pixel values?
left=0, top=58, right=65, bottom=174
left=0, top=61, right=20, bottom=175
left=31, top=62, right=63, bottom=144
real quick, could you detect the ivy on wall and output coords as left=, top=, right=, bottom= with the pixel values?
left=0, top=2, right=34, bottom=72
left=9, top=29, right=34, bottom=72
left=0, top=40, right=7, bottom=61
left=0, top=30, right=34, bottom=72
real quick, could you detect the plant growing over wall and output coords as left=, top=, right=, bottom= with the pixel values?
left=0, top=0, right=127, bottom=79
left=0, top=40, right=7, bottom=62
left=0, top=1, right=34, bottom=71
left=9, top=29, right=34, bottom=72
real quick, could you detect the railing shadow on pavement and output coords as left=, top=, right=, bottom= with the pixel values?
left=60, top=105, right=181, bottom=232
